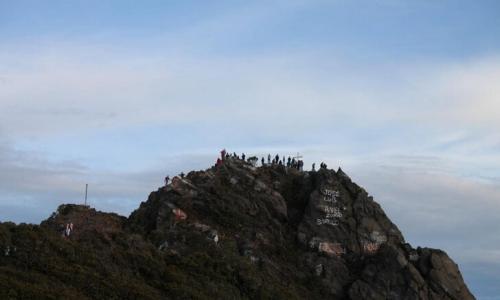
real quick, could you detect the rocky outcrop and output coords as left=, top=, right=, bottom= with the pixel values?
left=41, top=204, right=125, bottom=240
left=0, top=156, right=474, bottom=299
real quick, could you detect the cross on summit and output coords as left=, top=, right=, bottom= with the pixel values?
left=293, top=152, right=303, bottom=160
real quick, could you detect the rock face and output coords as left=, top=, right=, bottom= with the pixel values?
left=0, top=157, right=474, bottom=299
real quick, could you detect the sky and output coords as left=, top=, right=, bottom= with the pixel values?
left=1, top=0, right=499, bottom=298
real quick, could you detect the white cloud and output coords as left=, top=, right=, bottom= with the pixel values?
left=2, top=41, right=500, bottom=141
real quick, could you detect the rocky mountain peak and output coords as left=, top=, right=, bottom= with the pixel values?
left=0, top=155, right=474, bottom=299
left=126, top=155, right=474, bottom=299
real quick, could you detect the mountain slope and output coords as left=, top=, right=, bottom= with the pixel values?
left=0, top=157, right=474, bottom=299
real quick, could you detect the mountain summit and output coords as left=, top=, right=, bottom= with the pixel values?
left=0, top=156, right=474, bottom=299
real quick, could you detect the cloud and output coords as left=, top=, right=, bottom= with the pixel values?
left=394, top=57, right=500, bottom=132
left=2, top=40, right=500, bottom=142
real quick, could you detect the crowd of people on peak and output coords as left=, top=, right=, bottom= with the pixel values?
left=163, top=149, right=331, bottom=188
left=215, top=149, right=329, bottom=172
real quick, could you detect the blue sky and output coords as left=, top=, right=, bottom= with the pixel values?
left=1, top=1, right=500, bottom=298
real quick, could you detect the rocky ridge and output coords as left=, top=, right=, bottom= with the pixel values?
left=0, top=156, right=474, bottom=299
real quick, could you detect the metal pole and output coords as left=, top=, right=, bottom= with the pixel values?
left=85, top=184, right=88, bottom=206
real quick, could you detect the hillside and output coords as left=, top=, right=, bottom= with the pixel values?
left=0, top=156, right=475, bottom=299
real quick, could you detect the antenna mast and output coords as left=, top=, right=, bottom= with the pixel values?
left=85, top=184, right=88, bottom=206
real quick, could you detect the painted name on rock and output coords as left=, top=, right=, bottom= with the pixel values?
left=316, top=188, right=343, bottom=226
left=316, top=218, right=339, bottom=226
left=362, top=231, right=388, bottom=254
left=322, top=189, right=340, bottom=202
left=363, top=242, right=380, bottom=254
left=318, top=242, right=346, bottom=257
left=172, top=208, right=187, bottom=221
